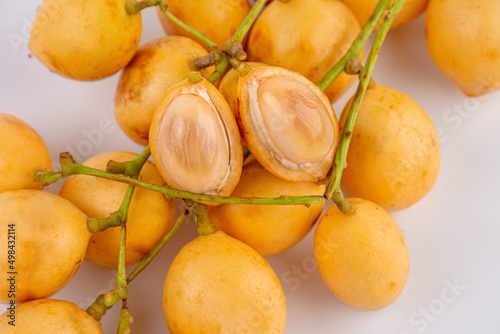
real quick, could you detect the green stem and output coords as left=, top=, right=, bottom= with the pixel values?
left=207, top=56, right=229, bottom=85
left=88, top=147, right=153, bottom=322
left=231, top=0, right=267, bottom=43
left=325, top=0, right=407, bottom=212
left=87, top=146, right=151, bottom=232
left=316, top=0, right=391, bottom=91
left=117, top=301, right=132, bottom=334
left=86, top=211, right=188, bottom=320
left=125, top=0, right=160, bottom=15
left=126, top=210, right=187, bottom=283
left=87, top=286, right=128, bottom=321
left=185, top=200, right=217, bottom=236
left=159, top=3, right=219, bottom=49
left=34, top=153, right=325, bottom=206
left=228, top=57, right=243, bottom=69
left=117, top=224, right=128, bottom=288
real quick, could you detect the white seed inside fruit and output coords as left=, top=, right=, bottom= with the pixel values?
left=251, top=76, right=334, bottom=169
left=158, top=93, right=230, bottom=194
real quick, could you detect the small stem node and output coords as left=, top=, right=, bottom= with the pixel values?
left=345, top=57, right=363, bottom=75
left=187, top=71, right=203, bottom=83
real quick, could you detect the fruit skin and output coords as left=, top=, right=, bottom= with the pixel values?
left=314, top=198, right=410, bottom=310
left=156, top=0, right=251, bottom=50
left=58, top=151, right=176, bottom=268
left=219, top=62, right=267, bottom=115
left=0, top=299, right=103, bottom=333
left=29, top=0, right=142, bottom=81
left=340, top=83, right=441, bottom=211
left=208, top=156, right=325, bottom=257
left=0, top=113, right=51, bottom=192
left=114, top=36, right=213, bottom=145
left=247, top=0, right=362, bottom=103
left=425, top=0, right=500, bottom=96
left=163, top=230, right=287, bottom=333
left=236, top=66, right=339, bottom=183
left=339, top=0, right=429, bottom=30
left=150, top=77, right=243, bottom=201
left=0, top=190, right=90, bottom=304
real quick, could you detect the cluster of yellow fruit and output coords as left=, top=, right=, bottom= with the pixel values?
left=1, top=0, right=499, bottom=333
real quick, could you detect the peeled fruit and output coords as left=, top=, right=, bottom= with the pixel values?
left=219, top=62, right=267, bottom=115
left=314, top=198, right=410, bottom=310
left=0, top=113, right=51, bottom=192
left=58, top=151, right=176, bottom=268
left=208, top=156, right=325, bottom=257
left=115, top=36, right=214, bottom=145
left=0, top=190, right=90, bottom=303
left=425, top=0, right=500, bottom=96
left=0, top=299, right=103, bottom=333
left=150, top=77, right=242, bottom=199
left=236, top=66, right=339, bottom=182
left=339, top=0, right=429, bottom=29
left=340, top=83, right=441, bottom=211
left=29, top=0, right=141, bottom=81
left=247, top=0, right=362, bottom=102
left=157, top=0, right=251, bottom=50
left=163, top=230, right=287, bottom=333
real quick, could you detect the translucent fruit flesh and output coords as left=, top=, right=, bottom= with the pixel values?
left=158, top=94, right=231, bottom=194
left=256, top=77, right=334, bottom=167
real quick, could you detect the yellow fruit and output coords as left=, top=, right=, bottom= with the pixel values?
left=425, top=0, right=500, bottom=96
left=314, top=198, right=410, bottom=310
left=29, top=0, right=142, bottom=81
left=339, top=0, right=429, bottom=29
left=247, top=0, right=362, bottom=102
left=163, top=230, right=287, bottom=333
left=340, top=83, right=441, bottom=211
left=0, top=113, right=51, bottom=192
left=236, top=65, right=339, bottom=182
left=0, top=190, right=90, bottom=303
left=0, top=299, right=103, bottom=333
left=150, top=77, right=242, bottom=200
left=58, top=151, right=176, bottom=268
left=208, top=156, right=325, bottom=257
left=114, top=36, right=214, bottom=145
left=157, top=0, right=251, bottom=49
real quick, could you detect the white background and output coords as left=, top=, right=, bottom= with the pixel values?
left=1, top=1, right=500, bottom=333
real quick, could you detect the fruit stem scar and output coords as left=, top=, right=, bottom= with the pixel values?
left=187, top=71, right=203, bottom=83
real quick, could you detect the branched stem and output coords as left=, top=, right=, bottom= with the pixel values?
left=34, top=153, right=325, bottom=206
left=87, top=146, right=151, bottom=232
left=325, top=0, right=407, bottom=213
left=86, top=211, right=188, bottom=320
left=316, top=0, right=391, bottom=91
left=87, top=147, right=152, bottom=323
left=207, top=56, right=229, bottom=85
